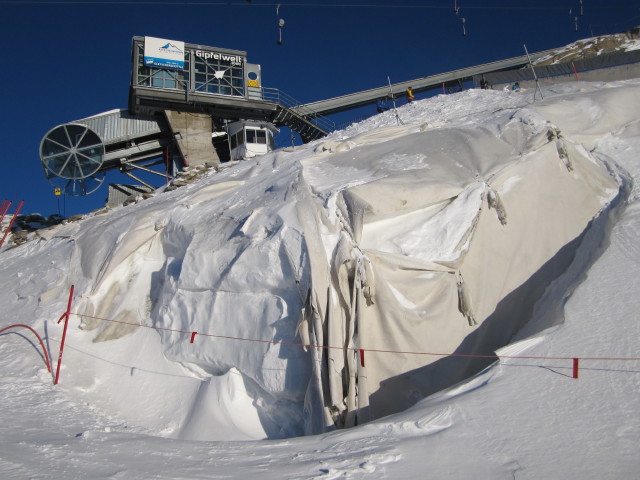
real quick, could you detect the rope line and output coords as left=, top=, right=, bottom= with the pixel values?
left=72, top=312, right=640, bottom=363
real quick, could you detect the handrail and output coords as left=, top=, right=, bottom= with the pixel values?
left=134, top=79, right=336, bottom=136
left=298, top=48, right=559, bottom=116
left=260, top=87, right=335, bottom=133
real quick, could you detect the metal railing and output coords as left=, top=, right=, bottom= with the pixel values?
left=260, top=87, right=336, bottom=134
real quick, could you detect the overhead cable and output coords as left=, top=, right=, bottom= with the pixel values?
left=0, top=1, right=633, bottom=9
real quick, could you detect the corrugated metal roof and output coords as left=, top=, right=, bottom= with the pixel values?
left=107, top=183, right=154, bottom=207
left=73, top=109, right=165, bottom=145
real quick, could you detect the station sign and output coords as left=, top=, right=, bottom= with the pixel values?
left=194, top=50, right=244, bottom=66
left=144, top=36, right=185, bottom=70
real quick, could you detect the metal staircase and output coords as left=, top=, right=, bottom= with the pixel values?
left=261, top=88, right=334, bottom=142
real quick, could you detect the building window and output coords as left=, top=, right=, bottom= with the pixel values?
left=136, top=44, right=189, bottom=90
left=135, top=43, right=245, bottom=96
left=246, top=129, right=267, bottom=144
left=193, top=55, right=245, bottom=97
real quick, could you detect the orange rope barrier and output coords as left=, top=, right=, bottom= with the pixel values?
left=71, top=311, right=640, bottom=364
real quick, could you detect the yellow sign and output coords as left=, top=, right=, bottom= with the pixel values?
left=247, top=79, right=260, bottom=88
left=54, top=188, right=61, bottom=196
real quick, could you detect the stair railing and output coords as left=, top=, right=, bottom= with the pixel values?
left=260, top=87, right=335, bottom=134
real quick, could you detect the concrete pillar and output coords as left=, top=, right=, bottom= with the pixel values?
left=164, top=110, right=220, bottom=168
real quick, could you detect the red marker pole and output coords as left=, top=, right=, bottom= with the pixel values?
left=571, top=62, right=580, bottom=81
left=573, top=358, right=580, bottom=379
left=0, top=200, right=9, bottom=223
left=190, top=332, right=197, bottom=343
left=359, top=349, right=365, bottom=367
left=0, top=200, right=23, bottom=248
left=54, top=285, right=75, bottom=385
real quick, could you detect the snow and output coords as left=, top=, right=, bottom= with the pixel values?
left=532, top=31, right=640, bottom=64
left=622, top=38, right=640, bottom=52
left=2, top=78, right=640, bottom=478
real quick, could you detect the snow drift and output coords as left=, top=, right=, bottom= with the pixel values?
left=2, top=80, right=637, bottom=442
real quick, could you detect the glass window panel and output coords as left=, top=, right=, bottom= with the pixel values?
left=62, top=156, right=83, bottom=178
left=47, top=127, right=71, bottom=148
left=46, top=154, right=71, bottom=174
left=182, top=54, right=246, bottom=96
left=256, top=131, right=267, bottom=144
left=65, top=125, right=88, bottom=144
left=42, top=138, right=68, bottom=157
left=246, top=129, right=256, bottom=143
left=76, top=149, right=102, bottom=167
left=77, top=132, right=101, bottom=149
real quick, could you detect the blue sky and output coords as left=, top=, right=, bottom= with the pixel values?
left=1, top=0, right=638, bottom=217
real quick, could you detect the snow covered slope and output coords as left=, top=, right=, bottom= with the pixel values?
left=1, top=79, right=639, bottom=479
left=533, top=26, right=640, bottom=65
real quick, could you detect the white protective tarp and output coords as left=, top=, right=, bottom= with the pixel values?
left=296, top=108, right=621, bottom=432
left=60, top=85, right=632, bottom=438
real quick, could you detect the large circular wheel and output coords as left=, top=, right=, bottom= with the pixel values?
left=40, top=124, right=105, bottom=180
